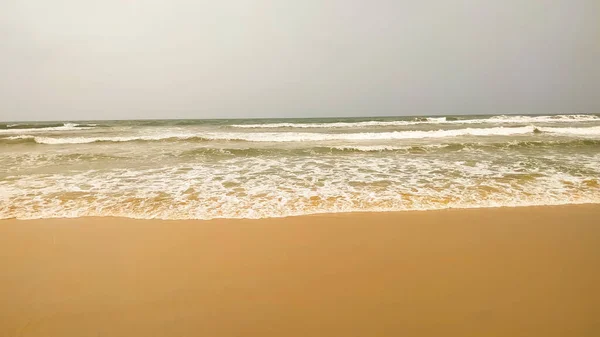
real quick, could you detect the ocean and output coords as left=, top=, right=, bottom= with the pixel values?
left=1, top=114, right=600, bottom=220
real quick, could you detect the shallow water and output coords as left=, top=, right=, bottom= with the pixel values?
left=2, top=114, right=600, bottom=219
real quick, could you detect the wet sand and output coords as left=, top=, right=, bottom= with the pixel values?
left=1, top=205, right=600, bottom=336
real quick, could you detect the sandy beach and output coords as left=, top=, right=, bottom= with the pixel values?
left=1, top=205, right=600, bottom=336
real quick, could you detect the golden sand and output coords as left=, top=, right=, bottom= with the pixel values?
left=1, top=205, right=600, bottom=336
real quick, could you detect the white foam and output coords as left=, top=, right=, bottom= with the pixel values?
left=23, top=126, right=536, bottom=144
left=489, top=114, right=599, bottom=123
left=0, top=123, right=94, bottom=134
left=331, top=145, right=413, bottom=152
left=11, top=124, right=600, bottom=145
left=2, top=153, right=599, bottom=220
left=423, top=117, right=448, bottom=123
left=233, top=120, right=419, bottom=128
left=329, top=144, right=451, bottom=152
left=232, top=115, right=600, bottom=128
left=540, top=126, right=600, bottom=136
left=34, top=136, right=139, bottom=145
left=29, top=132, right=198, bottom=144
left=197, top=126, right=537, bottom=142
left=6, top=135, right=35, bottom=140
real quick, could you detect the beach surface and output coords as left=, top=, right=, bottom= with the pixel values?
left=1, top=205, right=600, bottom=336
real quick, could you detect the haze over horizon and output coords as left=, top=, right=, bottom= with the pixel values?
left=4, top=111, right=600, bottom=124
left=1, top=0, right=599, bottom=122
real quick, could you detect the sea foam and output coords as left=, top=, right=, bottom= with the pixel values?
left=231, top=114, right=600, bottom=128
left=9, top=125, right=600, bottom=145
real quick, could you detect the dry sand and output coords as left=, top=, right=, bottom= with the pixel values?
left=1, top=205, right=600, bottom=336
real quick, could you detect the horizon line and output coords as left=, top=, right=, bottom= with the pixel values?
left=1, top=111, right=596, bottom=124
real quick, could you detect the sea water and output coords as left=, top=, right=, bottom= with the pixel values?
left=1, top=114, right=600, bottom=219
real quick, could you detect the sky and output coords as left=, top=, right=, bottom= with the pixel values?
left=1, top=0, right=599, bottom=121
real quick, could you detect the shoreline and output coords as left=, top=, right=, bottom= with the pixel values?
left=2, top=204, right=600, bottom=336
left=3, top=202, right=600, bottom=222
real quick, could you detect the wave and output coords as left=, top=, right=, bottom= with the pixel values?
left=330, top=139, right=600, bottom=152
left=0, top=126, right=534, bottom=144
left=4, top=125, right=600, bottom=145
left=179, top=145, right=443, bottom=157
left=537, top=126, right=600, bottom=136
left=232, top=119, right=434, bottom=128
left=178, top=139, right=600, bottom=158
left=489, top=114, right=600, bottom=122
left=3, top=135, right=36, bottom=142
left=231, top=114, right=600, bottom=128
left=25, top=134, right=201, bottom=145
left=1, top=123, right=64, bottom=130
left=170, top=125, right=600, bottom=142
left=0, top=133, right=198, bottom=145
left=0, top=123, right=95, bottom=134
left=7, top=139, right=587, bottom=161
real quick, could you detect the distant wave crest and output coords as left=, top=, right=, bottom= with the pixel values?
left=231, top=114, right=600, bottom=128
left=0, top=123, right=95, bottom=134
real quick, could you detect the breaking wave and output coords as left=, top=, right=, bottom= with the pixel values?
left=0, top=123, right=95, bottom=134
left=231, top=114, right=600, bottom=128
left=3, top=125, right=600, bottom=145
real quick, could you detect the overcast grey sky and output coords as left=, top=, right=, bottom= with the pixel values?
left=1, top=0, right=599, bottom=121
